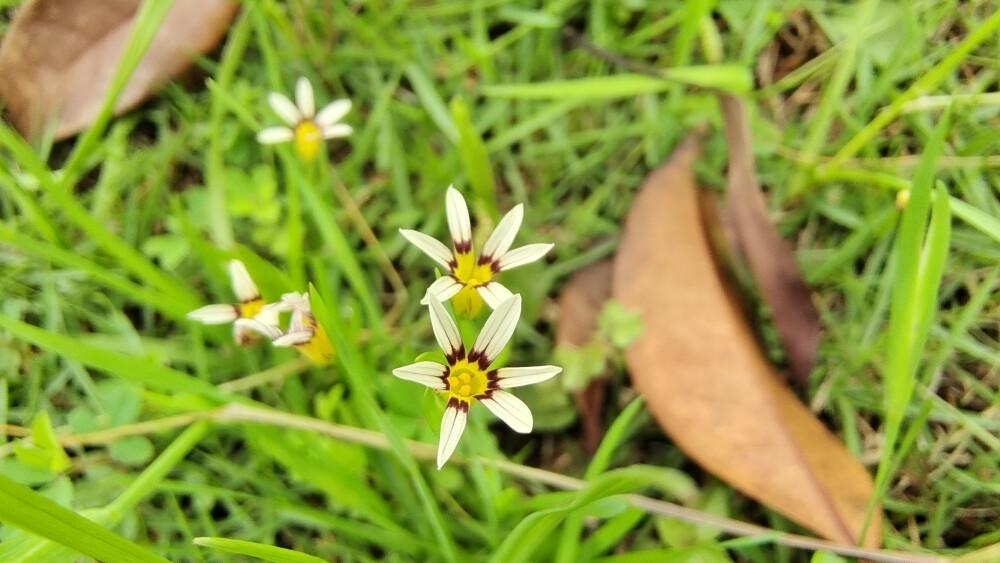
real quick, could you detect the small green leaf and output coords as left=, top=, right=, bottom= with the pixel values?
left=109, top=437, right=155, bottom=467
left=193, top=537, right=328, bottom=563
left=14, top=412, right=70, bottom=474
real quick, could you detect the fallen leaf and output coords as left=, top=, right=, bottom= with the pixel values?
left=613, top=131, right=880, bottom=546
left=555, top=258, right=614, bottom=455
left=718, top=95, right=821, bottom=387
left=0, top=0, right=238, bottom=141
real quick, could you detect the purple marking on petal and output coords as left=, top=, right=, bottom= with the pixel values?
left=446, top=344, right=467, bottom=365
left=454, top=241, right=472, bottom=254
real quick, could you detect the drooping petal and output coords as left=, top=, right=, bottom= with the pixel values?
left=497, top=243, right=553, bottom=271
left=320, top=123, right=353, bottom=139
left=256, top=127, right=295, bottom=144
left=437, top=399, right=469, bottom=469
left=295, top=77, right=315, bottom=118
left=475, top=281, right=513, bottom=310
left=273, top=330, right=314, bottom=347
left=315, top=99, right=352, bottom=129
left=228, top=260, right=260, bottom=302
left=187, top=304, right=238, bottom=324
left=481, top=203, right=523, bottom=261
left=234, top=318, right=283, bottom=341
left=496, top=365, right=562, bottom=388
left=400, top=229, right=454, bottom=270
left=263, top=291, right=309, bottom=314
left=392, top=361, right=448, bottom=390
left=480, top=390, right=532, bottom=433
left=428, top=295, right=464, bottom=360
left=421, top=276, right=465, bottom=305
left=469, top=294, right=521, bottom=366
left=445, top=185, right=473, bottom=252
left=267, top=91, right=302, bottom=126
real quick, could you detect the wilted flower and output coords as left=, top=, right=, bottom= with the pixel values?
left=400, top=186, right=553, bottom=317
left=257, top=76, right=352, bottom=161
left=187, top=260, right=279, bottom=345
left=237, top=291, right=335, bottom=365
left=393, top=294, right=561, bottom=468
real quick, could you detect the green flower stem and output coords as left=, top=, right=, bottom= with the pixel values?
left=105, top=421, right=211, bottom=517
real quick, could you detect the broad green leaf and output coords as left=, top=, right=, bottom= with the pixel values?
left=193, top=537, right=327, bottom=563
left=0, top=474, right=167, bottom=563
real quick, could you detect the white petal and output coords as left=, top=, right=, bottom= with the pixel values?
left=445, top=185, right=472, bottom=250
left=475, top=282, right=513, bottom=310
left=295, top=77, right=315, bottom=118
left=420, top=277, right=465, bottom=305
left=437, top=400, right=469, bottom=469
left=470, top=294, right=521, bottom=366
left=262, top=291, right=307, bottom=314
left=267, top=91, right=302, bottom=126
left=392, top=361, right=448, bottom=390
left=234, top=318, right=283, bottom=341
left=321, top=123, right=353, bottom=139
left=400, top=228, right=453, bottom=270
left=481, top=204, right=523, bottom=261
left=497, top=243, right=553, bottom=271
left=315, top=99, right=352, bottom=128
left=253, top=306, right=281, bottom=327
left=428, top=295, right=464, bottom=360
left=273, top=330, right=314, bottom=347
left=496, top=366, right=562, bottom=388
left=187, top=304, right=238, bottom=324
left=481, top=390, right=532, bottom=433
left=228, top=260, right=260, bottom=302
left=256, top=127, right=294, bottom=144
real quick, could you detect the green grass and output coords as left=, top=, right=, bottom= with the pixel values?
left=2, top=0, right=1000, bottom=561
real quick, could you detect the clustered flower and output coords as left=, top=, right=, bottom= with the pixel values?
left=187, top=261, right=334, bottom=366
left=189, top=76, right=560, bottom=469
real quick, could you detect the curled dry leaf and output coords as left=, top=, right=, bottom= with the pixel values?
left=555, top=258, right=614, bottom=455
left=718, top=95, right=821, bottom=387
left=613, top=131, right=880, bottom=547
left=0, top=0, right=238, bottom=141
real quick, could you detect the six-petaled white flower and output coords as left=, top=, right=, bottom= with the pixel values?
left=393, top=294, right=561, bottom=468
left=237, top=291, right=335, bottom=365
left=400, top=186, right=553, bottom=318
left=187, top=260, right=279, bottom=346
left=257, top=76, right=353, bottom=161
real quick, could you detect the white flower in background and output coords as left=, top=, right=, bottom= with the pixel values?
left=187, top=260, right=279, bottom=346
left=393, top=294, right=561, bottom=468
left=400, top=186, right=553, bottom=317
left=257, top=76, right=353, bottom=161
left=237, top=291, right=335, bottom=365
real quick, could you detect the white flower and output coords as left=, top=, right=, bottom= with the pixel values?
left=236, top=291, right=335, bottom=365
left=393, top=294, right=561, bottom=468
left=257, top=76, right=352, bottom=161
left=187, top=260, right=279, bottom=346
left=400, top=186, right=553, bottom=317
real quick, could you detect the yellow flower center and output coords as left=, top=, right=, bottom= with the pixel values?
left=237, top=298, right=265, bottom=319
left=293, top=120, right=322, bottom=161
left=297, top=316, right=335, bottom=365
left=446, top=359, right=489, bottom=400
left=448, top=251, right=495, bottom=317
left=452, top=252, right=494, bottom=287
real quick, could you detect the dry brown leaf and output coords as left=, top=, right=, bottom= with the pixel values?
left=0, top=0, right=238, bottom=141
left=719, top=95, right=821, bottom=387
left=613, top=131, right=880, bottom=547
left=555, top=258, right=614, bottom=455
